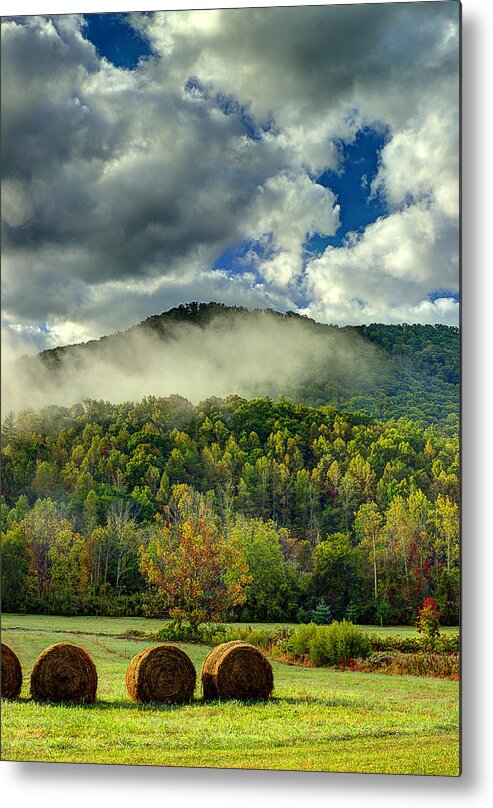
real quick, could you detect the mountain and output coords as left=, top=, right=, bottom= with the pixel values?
left=7, top=302, right=459, bottom=429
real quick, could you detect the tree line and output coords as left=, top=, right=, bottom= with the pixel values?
left=1, top=394, right=459, bottom=625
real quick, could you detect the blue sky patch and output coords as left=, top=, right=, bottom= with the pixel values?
left=428, top=289, right=459, bottom=302
left=306, top=125, right=390, bottom=254
left=212, top=237, right=274, bottom=280
left=184, top=76, right=208, bottom=99
left=185, top=77, right=266, bottom=141
left=82, top=13, right=152, bottom=69
left=212, top=127, right=391, bottom=280
left=215, top=92, right=262, bottom=141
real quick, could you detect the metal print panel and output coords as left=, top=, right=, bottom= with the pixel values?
left=0, top=1, right=460, bottom=775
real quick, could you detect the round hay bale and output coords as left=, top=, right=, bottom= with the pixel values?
left=126, top=645, right=196, bottom=704
left=30, top=643, right=97, bottom=703
left=201, top=640, right=274, bottom=700
left=1, top=643, right=22, bottom=699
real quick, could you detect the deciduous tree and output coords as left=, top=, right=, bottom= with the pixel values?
left=139, top=485, right=250, bottom=631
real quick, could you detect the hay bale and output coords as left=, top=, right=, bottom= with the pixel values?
left=201, top=640, right=274, bottom=700
left=126, top=645, right=196, bottom=704
left=30, top=643, right=97, bottom=703
left=1, top=643, right=22, bottom=699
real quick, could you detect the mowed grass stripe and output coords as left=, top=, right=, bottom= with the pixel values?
left=1, top=613, right=459, bottom=638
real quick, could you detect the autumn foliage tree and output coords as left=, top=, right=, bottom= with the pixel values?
left=139, top=485, right=251, bottom=631
left=415, top=597, right=441, bottom=650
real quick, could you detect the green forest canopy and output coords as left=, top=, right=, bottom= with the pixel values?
left=1, top=393, right=459, bottom=626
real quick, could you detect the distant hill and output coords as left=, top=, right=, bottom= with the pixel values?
left=11, top=302, right=459, bottom=429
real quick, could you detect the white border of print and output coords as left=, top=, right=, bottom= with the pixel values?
left=1, top=1, right=492, bottom=806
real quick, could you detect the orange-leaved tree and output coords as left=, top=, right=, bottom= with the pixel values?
left=139, top=484, right=251, bottom=631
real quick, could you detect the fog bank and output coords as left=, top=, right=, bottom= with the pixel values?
left=2, top=310, right=386, bottom=413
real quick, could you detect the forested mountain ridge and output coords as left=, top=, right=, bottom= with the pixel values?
left=12, top=302, right=459, bottom=429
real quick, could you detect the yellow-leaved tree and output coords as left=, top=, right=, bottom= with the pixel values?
left=139, top=484, right=251, bottom=632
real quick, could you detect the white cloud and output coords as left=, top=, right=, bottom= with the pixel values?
left=372, top=103, right=459, bottom=220
left=1, top=4, right=460, bottom=355
left=303, top=202, right=459, bottom=326
left=242, top=172, right=339, bottom=289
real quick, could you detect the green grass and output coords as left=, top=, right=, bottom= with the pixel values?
left=1, top=614, right=460, bottom=775
left=1, top=613, right=459, bottom=637
left=360, top=624, right=459, bottom=636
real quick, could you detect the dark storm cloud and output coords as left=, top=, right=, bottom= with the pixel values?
left=1, top=14, right=290, bottom=295
left=1, top=16, right=106, bottom=180
left=138, top=3, right=458, bottom=123
left=2, top=253, right=90, bottom=320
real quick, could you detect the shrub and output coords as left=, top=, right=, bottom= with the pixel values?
left=155, top=622, right=293, bottom=652
left=120, top=629, right=147, bottom=639
left=364, top=652, right=396, bottom=671
left=156, top=622, right=197, bottom=643
left=368, top=631, right=459, bottom=655
left=316, top=620, right=371, bottom=665
left=284, top=620, right=371, bottom=666
left=368, top=634, right=421, bottom=653
left=243, top=628, right=273, bottom=649
left=416, top=598, right=441, bottom=651
left=197, top=624, right=231, bottom=645
left=358, top=651, right=459, bottom=679
left=284, top=622, right=318, bottom=659
left=227, top=625, right=294, bottom=652
left=437, top=633, right=460, bottom=653
left=308, top=627, right=332, bottom=666
left=269, top=626, right=293, bottom=646
left=156, top=622, right=230, bottom=644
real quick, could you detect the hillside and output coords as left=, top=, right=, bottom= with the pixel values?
left=10, top=302, right=459, bottom=428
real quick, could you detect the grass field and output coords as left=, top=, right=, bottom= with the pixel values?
left=1, top=614, right=460, bottom=775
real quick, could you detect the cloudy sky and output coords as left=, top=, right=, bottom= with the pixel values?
left=1, top=1, right=460, bottom=357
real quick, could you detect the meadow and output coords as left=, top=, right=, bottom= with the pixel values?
left=1, top=614, right=459, bottom=775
